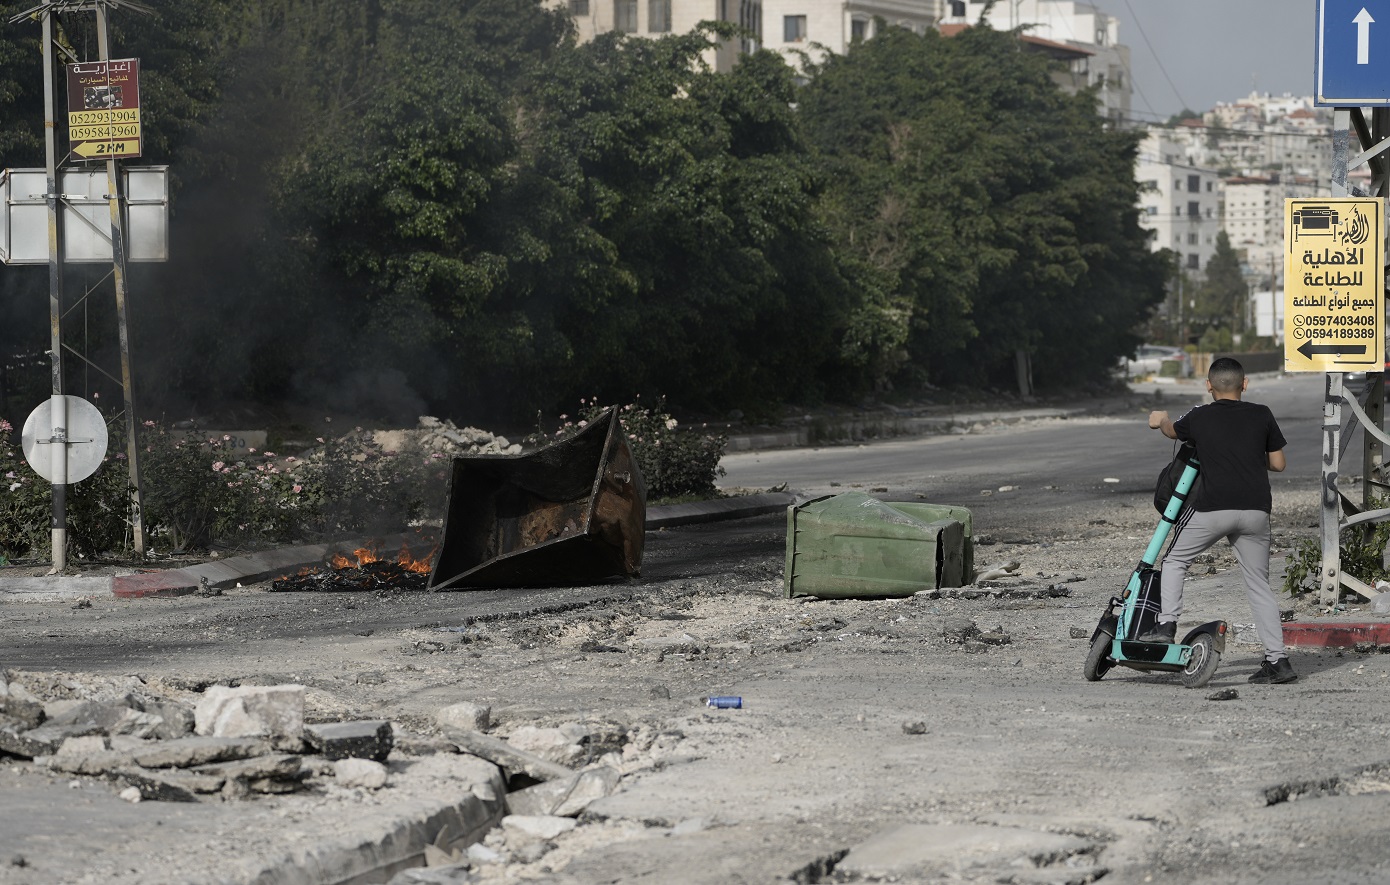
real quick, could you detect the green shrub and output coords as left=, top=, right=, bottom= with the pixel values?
left=533, top=398, right=727, bottom=501
left=1283, top=501, right=1390, bottom=595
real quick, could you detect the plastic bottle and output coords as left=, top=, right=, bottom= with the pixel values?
left=706, top=696, right=742, bottom=709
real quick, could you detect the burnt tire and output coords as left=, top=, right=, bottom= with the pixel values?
left=1180, top=633, right=1221, bottom=689
left=1083, top=631, right=1114, bottom=682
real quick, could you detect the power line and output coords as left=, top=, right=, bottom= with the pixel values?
left=1121, top=0, right=1188, bottom=111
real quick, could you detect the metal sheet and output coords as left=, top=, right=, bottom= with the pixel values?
left=0, top=165, right=167, bottom=264
left=428, top=408, right=646, bottom=590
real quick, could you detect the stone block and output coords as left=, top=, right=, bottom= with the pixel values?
left=111, top=767, right=202, bottom=802
left=304, top=720, right=393, bottom=762
left=49, top=749, right=134, bottom=776
left=132, top=735, right=271, bottom=769
left=334, top=757, right=388, bottom=789
left=194, top=684, right=305, bottom=741
left=505, top=778, right=572, bottom=817
left=0, top=722, right=103, bottom=758
left=836, top=824, right=1092, bottom=879
left=505, top=724, right=587, bottom=767
left=193, top=753, right=302, bottom=782
left=552, top=766, right=621, bottom=817
left=441, top=727, right=573, bottom=782
left=501, top=814, right=576, bottom=844
left=436, top=702, right=491, bottom=732
left=0, top=681, right=45, bottom=729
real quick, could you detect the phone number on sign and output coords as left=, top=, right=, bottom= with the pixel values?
left=1291, top=326, right=1378, bottom=340
left=1296, top=314, right=1376, bottom=327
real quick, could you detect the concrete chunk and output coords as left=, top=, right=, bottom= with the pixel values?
left=436, top=701, right=491, bottom=732
left=0, top=680, right=45, bottom=729
left=836, top=824, right=1092, bottom=879
left=553, top=766, right=621, bottom=817
left=441, top=727, right=574, bottom=782
left=49, top=749, right=134, bottom=776
left=304, top=720, right=393, bottom=762
left=334, top=757, right=388, bottom=789
left=193, top=753, right=302, bottom=782
left=0, top=722, right=103, bottom=758
left=194, top=684, right=304, bottom=741
left=132, top=735, right=272, bottom=769
left=506, top=724, right=587, bottom=767
left=111, top=767, right=202, bottom=802
left=501, top=814, right=576, bottom=843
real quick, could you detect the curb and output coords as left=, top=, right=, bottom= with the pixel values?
left=1284, top=622, right=1390, bottom=648
left=1, top=495, right=797, bottom=601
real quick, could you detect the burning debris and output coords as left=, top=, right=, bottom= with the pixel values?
left=271, top=542, right=436, bottom=593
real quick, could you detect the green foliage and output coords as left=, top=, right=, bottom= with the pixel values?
left=1194, top=231, right=1246, bottom=331
left=534, top=399, right=727, bottom=500
left=1283, top=505, right=1390, bottom=595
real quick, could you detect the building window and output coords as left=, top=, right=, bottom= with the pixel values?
left=1206, top=181, right=1214, bottom=191
left=1187, top=201, right=1200, bottom=218
left=648, top=0, right=670, bottom=31
left=1187, top=175, right=1200, bottom=193
left=1187, top=253, right=1200, bottom=270
left=784, top=14, right=806, bottom=42
left=851, top=17, right=869, bottom=42
left=568, top=0, right=589, bottom=14
left=616, top=0, right=637, bottom=32
left=1188, top=233, right=1198, bottom=245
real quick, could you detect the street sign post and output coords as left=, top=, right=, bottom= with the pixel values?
left=1317, top=1, right=1390, bottom=105
left=1283, top=197, right=1385, bottom=372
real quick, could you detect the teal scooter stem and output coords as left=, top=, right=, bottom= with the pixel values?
left=1083, top=446, right=1227, bottom=688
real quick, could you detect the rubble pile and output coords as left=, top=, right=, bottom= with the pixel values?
left=271, top=559, right=430, bottom=593
left=0, top=675, right=394, bottom=802
left=372, top=417, right=524, bottom=459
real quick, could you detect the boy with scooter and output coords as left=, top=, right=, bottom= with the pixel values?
left=1146, top=357, right=1295, bottom=685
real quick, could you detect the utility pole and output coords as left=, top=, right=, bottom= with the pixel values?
left=40, top=7, right=67, bottom=572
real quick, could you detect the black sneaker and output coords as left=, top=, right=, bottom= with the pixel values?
left=1137, top=621, right=1177, bottom=643
left=1248, top=658, right=1298, bottom=684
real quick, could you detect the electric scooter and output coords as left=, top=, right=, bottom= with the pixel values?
left=1082, top=445, right=1227, bottom=688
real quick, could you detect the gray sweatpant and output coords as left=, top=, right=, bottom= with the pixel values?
left=1158, top=509, right=1287, bottom=662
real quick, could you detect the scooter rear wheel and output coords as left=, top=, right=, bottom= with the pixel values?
left=1180, top=633, right=1220, bottom=688
left=1083, top=630, right=1114, bottom=682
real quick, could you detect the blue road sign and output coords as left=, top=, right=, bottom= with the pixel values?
left=1318, top=0, right=1390, bottom=105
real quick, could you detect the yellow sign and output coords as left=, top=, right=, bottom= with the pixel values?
left=1284, top=197, right=1385, bottom=372
left=71, top=139, right=141, bottom=159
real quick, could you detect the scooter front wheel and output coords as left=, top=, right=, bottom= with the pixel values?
left=1083, top=630, right=1114, bottom=682
left=1180, top=633, right=1220, bottom=688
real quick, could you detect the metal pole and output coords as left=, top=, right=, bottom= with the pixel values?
left=41, top=9, right=67, bottom=573
left=96, top=6, right=146, bottom=555
left=1322, top=108, right=1352, bottom=606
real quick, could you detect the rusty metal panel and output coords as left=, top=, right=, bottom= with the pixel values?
left=428, top=408, right=646, bottom=590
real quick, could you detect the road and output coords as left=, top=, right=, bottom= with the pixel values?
left=7, top=373, right=1390, bottom=885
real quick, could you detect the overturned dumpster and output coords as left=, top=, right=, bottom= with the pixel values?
left=785, top=492, right=972, bottom=599
left=428, top=408, right=646, bottom=590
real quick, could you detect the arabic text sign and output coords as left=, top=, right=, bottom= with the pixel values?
left=1284, top=198, right=1385, bottom=372
left=65, top=59, right=142, bottom=160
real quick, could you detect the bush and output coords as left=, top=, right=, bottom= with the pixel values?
left=532, top=398, right=727, bottom=501
left=0, top=418, right=135, bottom=561
left=1283, top=501, right=1390, bottom=595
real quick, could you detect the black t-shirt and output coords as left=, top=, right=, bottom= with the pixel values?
left=1173, top=399, right=1286, bottom=513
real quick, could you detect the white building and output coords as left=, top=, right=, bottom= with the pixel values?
left=761, top=0, right=942, bottom=68
left=948, top=0, right=1131, bottom=125
left=560, top=0, right=765, bottom=71
left=1223, top=174, right=1323, bottom=292
left=1136, top=133, right=1221, bottom=275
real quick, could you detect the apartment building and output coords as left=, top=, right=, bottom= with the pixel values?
left=1136, top=133, right=1221, bottom=275
left=1223, top=173, right=1322, bottom=291
left=761, top=0, right=942, bottom=68
left=948, top=0, right=1131, bottom=125
left=560, top=0, right=764, bottom=71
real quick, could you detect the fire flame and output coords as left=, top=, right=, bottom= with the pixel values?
left=330, top=541, right=435, bottom=574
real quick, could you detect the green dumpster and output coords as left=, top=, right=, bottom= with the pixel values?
left=784, top=492, right=972, bottom=599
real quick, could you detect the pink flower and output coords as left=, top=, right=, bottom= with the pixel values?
left=115, top=453, right=125, bottom=460
left=142, top=420, right=156, bottom=427
left=293, top=484, right=302, bottom=494
left=222, top=435, right=231, bottom=441
left=3, top=471, right=13, bottom=479
left=264, top=452, right=275, bottom=457
left=0, top=419, right=12, bottom=433
left=559, top=414, right=568, bottom=420
left=212, top=461, right=225, bottom=471
left=316, top=438, right=325, bottom=444
left=248, top=447, right=257, bottom=453
left=578, top=420, right=588, bottom=427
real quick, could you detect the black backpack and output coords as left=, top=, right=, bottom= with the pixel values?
left=1154, top=442, right=1200, bottom=515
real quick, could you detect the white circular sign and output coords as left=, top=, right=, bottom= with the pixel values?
left=21, top=395, right=110, bottom=484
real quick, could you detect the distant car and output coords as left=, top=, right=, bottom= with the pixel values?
left=1122, top=345, right=1193, bottom=378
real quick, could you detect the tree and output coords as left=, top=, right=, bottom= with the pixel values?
left=1193, top=231, right=1247, bottom=333
left=798, top=24, right=1168, bottom=391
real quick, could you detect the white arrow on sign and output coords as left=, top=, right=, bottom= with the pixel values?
left=1356, top=7, right=1375, bottom=65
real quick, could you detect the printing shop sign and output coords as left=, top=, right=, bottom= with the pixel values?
left=1283, top=197, right=1385, bottom=373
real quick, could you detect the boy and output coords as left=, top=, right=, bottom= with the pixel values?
left=1146, top=357, right=1294, bottom=684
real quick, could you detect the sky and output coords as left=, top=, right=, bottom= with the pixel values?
left=1080, top=0, right=1313, bottom=122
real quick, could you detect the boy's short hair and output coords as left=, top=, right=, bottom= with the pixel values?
left=1208, top=356, right=1245, bottom=392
